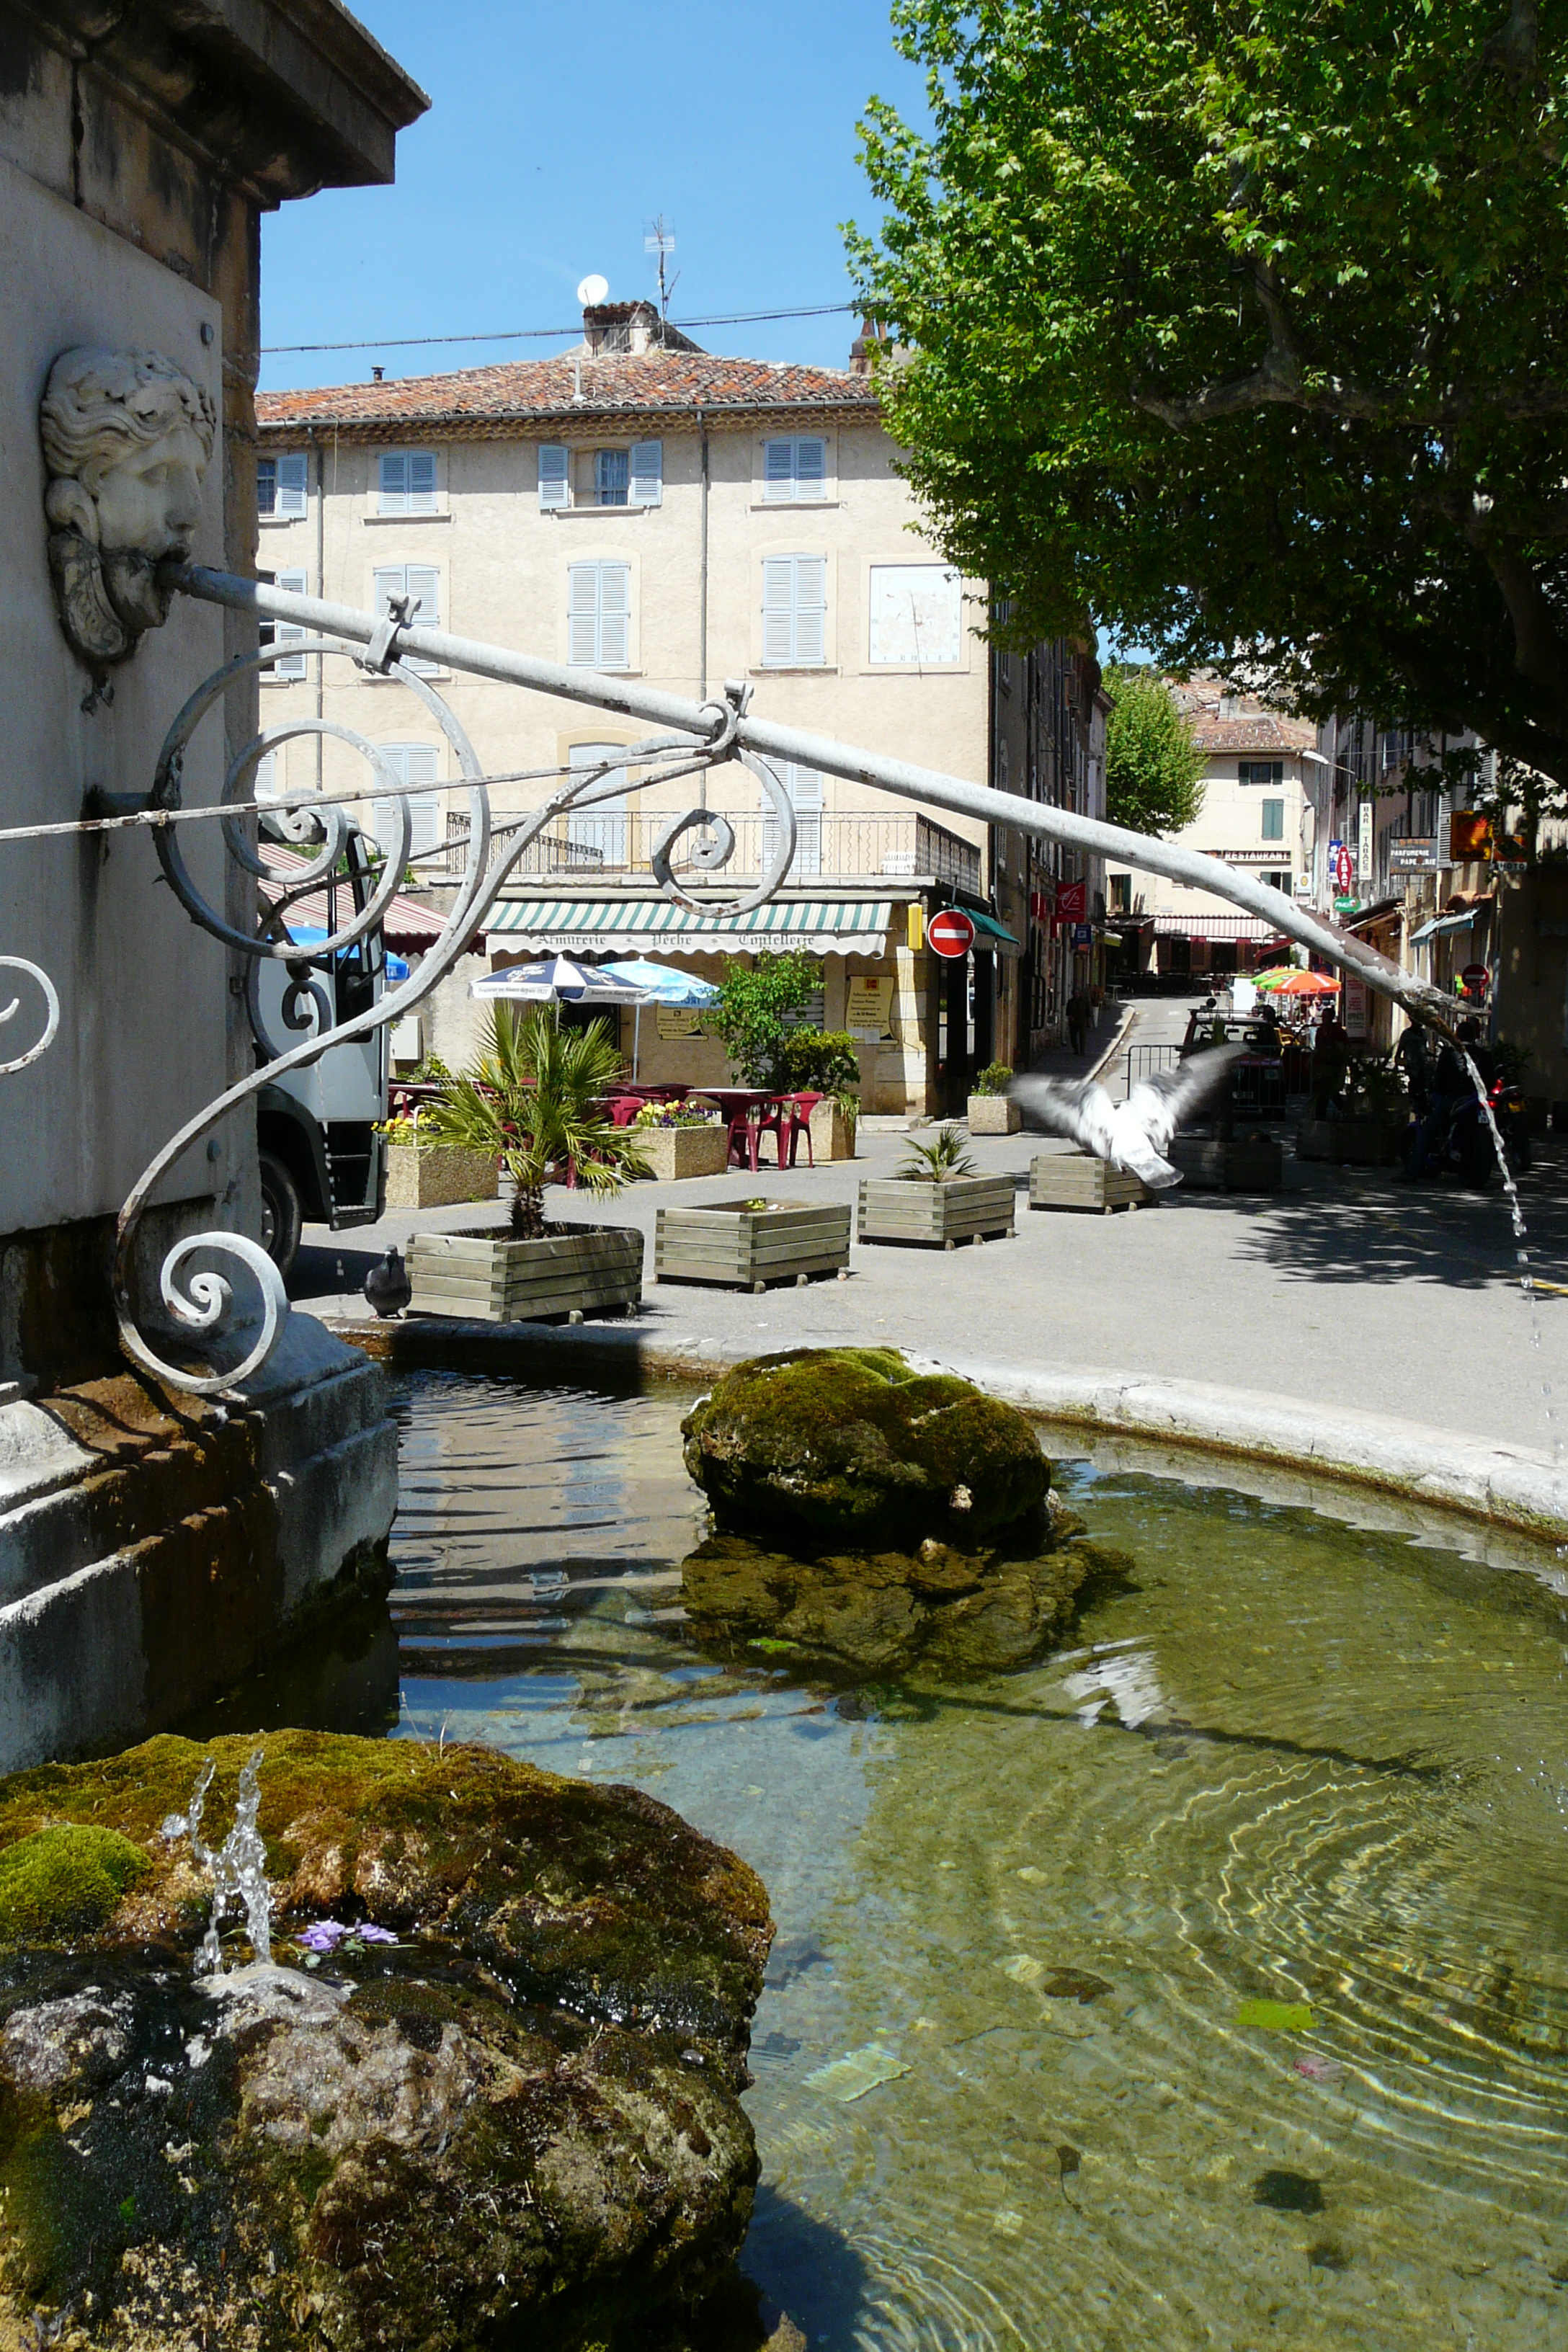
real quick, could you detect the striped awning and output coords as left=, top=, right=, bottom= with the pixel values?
left=487, top=898, right=893, bottom=956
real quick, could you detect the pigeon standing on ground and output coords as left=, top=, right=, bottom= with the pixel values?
left=1010, top=1044, right=1247, bottom=1189
left=364, top=1244, right=412, bottom=1319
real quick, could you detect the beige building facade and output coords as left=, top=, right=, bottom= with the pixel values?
left=256, top=304, right=1030, bottom=1109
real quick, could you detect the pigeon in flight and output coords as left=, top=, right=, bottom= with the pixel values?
left=1010, top=1045, right=1247, bottom=1189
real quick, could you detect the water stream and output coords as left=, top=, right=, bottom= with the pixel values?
left=199, top=1373, right=1568, bottom=2348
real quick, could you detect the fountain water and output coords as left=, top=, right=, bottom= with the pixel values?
left=161, top=1744, right=272, bottom=1971
left=1461, top=1051, right=1561, bottom=1473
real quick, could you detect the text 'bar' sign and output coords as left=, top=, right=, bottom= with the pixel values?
left=927, top=907, right=976, bottom=960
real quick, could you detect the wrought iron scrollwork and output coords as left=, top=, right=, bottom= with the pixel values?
left=0, top=957, right=60, bottom=1077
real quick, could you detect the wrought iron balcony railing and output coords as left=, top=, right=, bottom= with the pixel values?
left=442, top=808, right=981, bottom=896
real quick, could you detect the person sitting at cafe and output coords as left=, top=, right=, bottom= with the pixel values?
left=1309, top=1012, right=1354, bottom=1116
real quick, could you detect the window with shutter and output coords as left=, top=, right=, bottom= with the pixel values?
left=566, top=563, right=632, bottom=669
left=538, top=445, right=570, bottom=509
left=259, top=453, right=308, bottom=518
left=254, top=750, right=279, bottom=801
left=629, top=440, right=662, bottom=506
left=762, top=437, right=827, bottom=502
left=372, top=744, right=443, bottom=867
left=372, top=564, right=441, bottom=674
left=595, top=450, right=629, bottom=507
left=266, top=569, right=308, bottom=678
left=762, top=556, right=827, bottom=666
left=1261, top=799, right=1285, bottom=841
left=567, top=743, right=628, bottom=868
left=761, top=762, right=822, bottom=877
left=378, top=450, right=438, bottom=514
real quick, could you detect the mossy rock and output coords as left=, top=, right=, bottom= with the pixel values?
left=0, top=1730, right=773, bottom=2351
left=682, top=1348, right=1049, bottom=1550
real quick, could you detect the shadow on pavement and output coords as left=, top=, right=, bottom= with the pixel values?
left=1173, top=1164, right=1568, bottom=1289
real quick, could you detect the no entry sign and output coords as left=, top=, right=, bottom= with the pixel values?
left=927, top=908, right=976, bottom=960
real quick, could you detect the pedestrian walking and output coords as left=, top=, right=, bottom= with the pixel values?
left=1066, top=990, right=1090, bottom=1056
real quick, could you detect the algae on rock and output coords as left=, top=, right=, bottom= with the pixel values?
left=681, top=1348, right=1050, bottom=1549
left=0, top=1729, right=773, bottom=2351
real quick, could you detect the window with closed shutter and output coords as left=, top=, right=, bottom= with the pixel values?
left=761, top=556, right=827, bottom=666
left=629, top=441, right=662, bottom=506
left=761, top=761, right=822, bottom=877
left=1261, top=799, right=1285, bottom=841
left=372, top=564, right=441, bottom=674
left=567, top=563, right=631, bottom=669
left=371, top=744, right=443, bottom=868
left=762, top=437, right=827, bottom=502
left=567, top=742, right=628, bottom=868
left=538, top=445, right=570, bottom=508
left=258, top=453, right=308, bottom=518
left=378, top=450, right=438, bottom=514
left=262, top=569, right=309, bottom=677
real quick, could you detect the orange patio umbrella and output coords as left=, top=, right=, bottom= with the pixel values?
left=1254, top=968, right=1342, bottom=997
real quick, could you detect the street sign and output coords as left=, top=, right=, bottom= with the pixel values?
left=1461, top=963, right=1490, bottom=993
left=927, top=907, right=976, bottom=959
left=1331, top=841, right=1354, bottom=896
left=1072, top=922, right=1092, bottom=948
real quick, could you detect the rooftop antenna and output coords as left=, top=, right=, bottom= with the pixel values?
left=643, top=218, right=677, bottom=323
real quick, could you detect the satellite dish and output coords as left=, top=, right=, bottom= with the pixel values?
left=576, top=274, right=609, bottom=307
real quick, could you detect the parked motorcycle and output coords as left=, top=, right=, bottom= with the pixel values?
left=1436, top=1080, right=1532, bottom=1187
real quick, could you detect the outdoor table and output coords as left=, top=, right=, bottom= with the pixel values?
left=693, top=1087, right=789, bottom=1172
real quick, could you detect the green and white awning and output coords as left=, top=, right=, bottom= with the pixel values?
left=487, top=898, right=894, bottom=957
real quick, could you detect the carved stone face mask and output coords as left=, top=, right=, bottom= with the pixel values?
left=39, top=347, right=215, bottom=698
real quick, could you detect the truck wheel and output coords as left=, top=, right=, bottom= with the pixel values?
left=259, top=1152, right=303, bottom=1278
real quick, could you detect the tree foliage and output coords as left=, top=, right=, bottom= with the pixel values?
left=1104, top=668, right=1206, bottom=835
left=706, top=953, right=819, bottom=1087
left=416, top=1006, right=648, bottom=1238
left=850, top=1, right=1568, bottom=791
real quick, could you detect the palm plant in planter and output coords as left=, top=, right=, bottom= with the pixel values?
left=406, top=1009, right=651, bottom=1322
left=416, top=1006, right=649, bottom=1236
left=858, top=1123, right=1016, bottom=1247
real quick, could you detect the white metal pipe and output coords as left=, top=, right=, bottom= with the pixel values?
left=172, top=565, right=1451, bottom=1023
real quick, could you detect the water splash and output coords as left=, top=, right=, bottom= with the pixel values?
left=161, top=1745, right=272, bottom=1973
left=1461, top=1051, right=1560, bottom=1470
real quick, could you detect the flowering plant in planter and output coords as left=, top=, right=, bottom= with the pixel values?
left=413, top=1006, right=649, bottom=1239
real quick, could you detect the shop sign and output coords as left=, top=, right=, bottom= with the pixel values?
left=1389, top=838, right=1438, bottom=873
left=1056, top=878, right=1087, bottom=922
left=1450, top=811, right=1492, bottom=861
left=1357, top=801, right=1374, bottom=880
left=1330, top=840, right=1354, bottom=895
left=1343, top=976, right=1369, bottom=1038
left=656, top=1006, right=704, bottom=1041
left=846, top=977, right=896, bottom=1041
left=1072, top=922, right=1092, bottom=948
left=1333, top=894, right=1361, bottom=914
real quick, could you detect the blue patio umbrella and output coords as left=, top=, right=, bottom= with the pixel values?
left=600, top=957, right=718, bottom=1076
left=285, top=927, right=410, bottom=981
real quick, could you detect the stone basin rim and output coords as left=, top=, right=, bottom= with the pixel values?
left=322, top=1312, right=1568, bottom=1551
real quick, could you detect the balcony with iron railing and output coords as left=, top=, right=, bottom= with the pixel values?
left=447, top=808, right=983, bottom=899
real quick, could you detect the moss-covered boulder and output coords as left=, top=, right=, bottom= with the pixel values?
left=0, top=1729, right=773, bottom=2351
left=681, top=1349, right=1049, bottom=1550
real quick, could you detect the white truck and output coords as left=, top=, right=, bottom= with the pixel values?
left=254, top=817, right=390, bottom=1275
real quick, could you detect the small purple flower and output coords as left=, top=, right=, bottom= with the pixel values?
left=298, top=1920, right=349, bottom=1953
left=357, top=1924, right=399, bottom=1945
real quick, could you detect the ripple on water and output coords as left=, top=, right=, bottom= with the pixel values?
left=377, top=1375, right=1568, bottom=2351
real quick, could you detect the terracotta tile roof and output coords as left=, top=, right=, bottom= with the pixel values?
left=257, top=351, right=881, bottom=437
left=1188, top=712, right=1317, bottom=754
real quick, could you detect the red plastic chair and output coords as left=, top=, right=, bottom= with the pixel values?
left=781, top=1092, right=823, bottom=1167
left=726, top=1108, right=765, bottom=1172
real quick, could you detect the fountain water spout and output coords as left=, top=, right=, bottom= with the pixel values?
left=161, top=1745, right=272, bottom=1972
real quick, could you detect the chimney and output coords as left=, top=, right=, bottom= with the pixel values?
left=850, top=316, right=886, bottom=375
left=583, top=299, right=661, bottom=357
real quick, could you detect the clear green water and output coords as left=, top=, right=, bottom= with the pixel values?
left=226, top=1371, right=1568, bottom=2347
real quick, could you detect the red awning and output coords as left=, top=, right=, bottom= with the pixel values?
left=259, top=842, right=481, bottom=955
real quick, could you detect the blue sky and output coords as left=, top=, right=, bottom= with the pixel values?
left=258, top=2, right=925, bottom=396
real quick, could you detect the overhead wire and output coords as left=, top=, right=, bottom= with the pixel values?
left=258, top=301, right=860, bottom=359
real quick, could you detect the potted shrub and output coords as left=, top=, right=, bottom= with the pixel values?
left=967, top=1060, right=1020, bottom=1136
left=858, top=1126, right=1017, bottom=1248
left=631, top=1100, right=729, bottom=1182
left=782, top=1028, right=862, bottom=1162
left=654, top=1192, right=852, bottom=1291
left=405, top=1007, right=650, bottom=1322
left=703, top=961, right=862, bottom=1162
left=381, top=1112, right=500, bottom=1211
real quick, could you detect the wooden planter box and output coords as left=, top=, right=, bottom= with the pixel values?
left=1297, top=1118, right=1408, bottom=1167
left=636, top=1123, right=729, bottom=1182
left=408, top=1224, right=643, bottom=1322
left=968, top=1095, right=1021, bottom=1136
left=1029, top=1152, right=1148, bottom=1213
left=857, top=1172, right=1017, bottom=1248
left=1166, top=1136, right=1283, bottom=1190
left=386, top=1144, right=499, bottom=1211
left=654, top=1198, right=851, bottom=1291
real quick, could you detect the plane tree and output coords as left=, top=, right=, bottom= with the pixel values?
left=850, top=0, right=1568, bottom=807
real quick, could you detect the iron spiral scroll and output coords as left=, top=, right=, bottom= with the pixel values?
left=0, top=957, right=61, bottom=1077
left=114, top=636, right=796, bottom=1394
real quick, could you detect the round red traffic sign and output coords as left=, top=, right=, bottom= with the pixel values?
left=927, top=908, right=976, bottom=960
left=1461, top=963, right=1490, bottom=992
